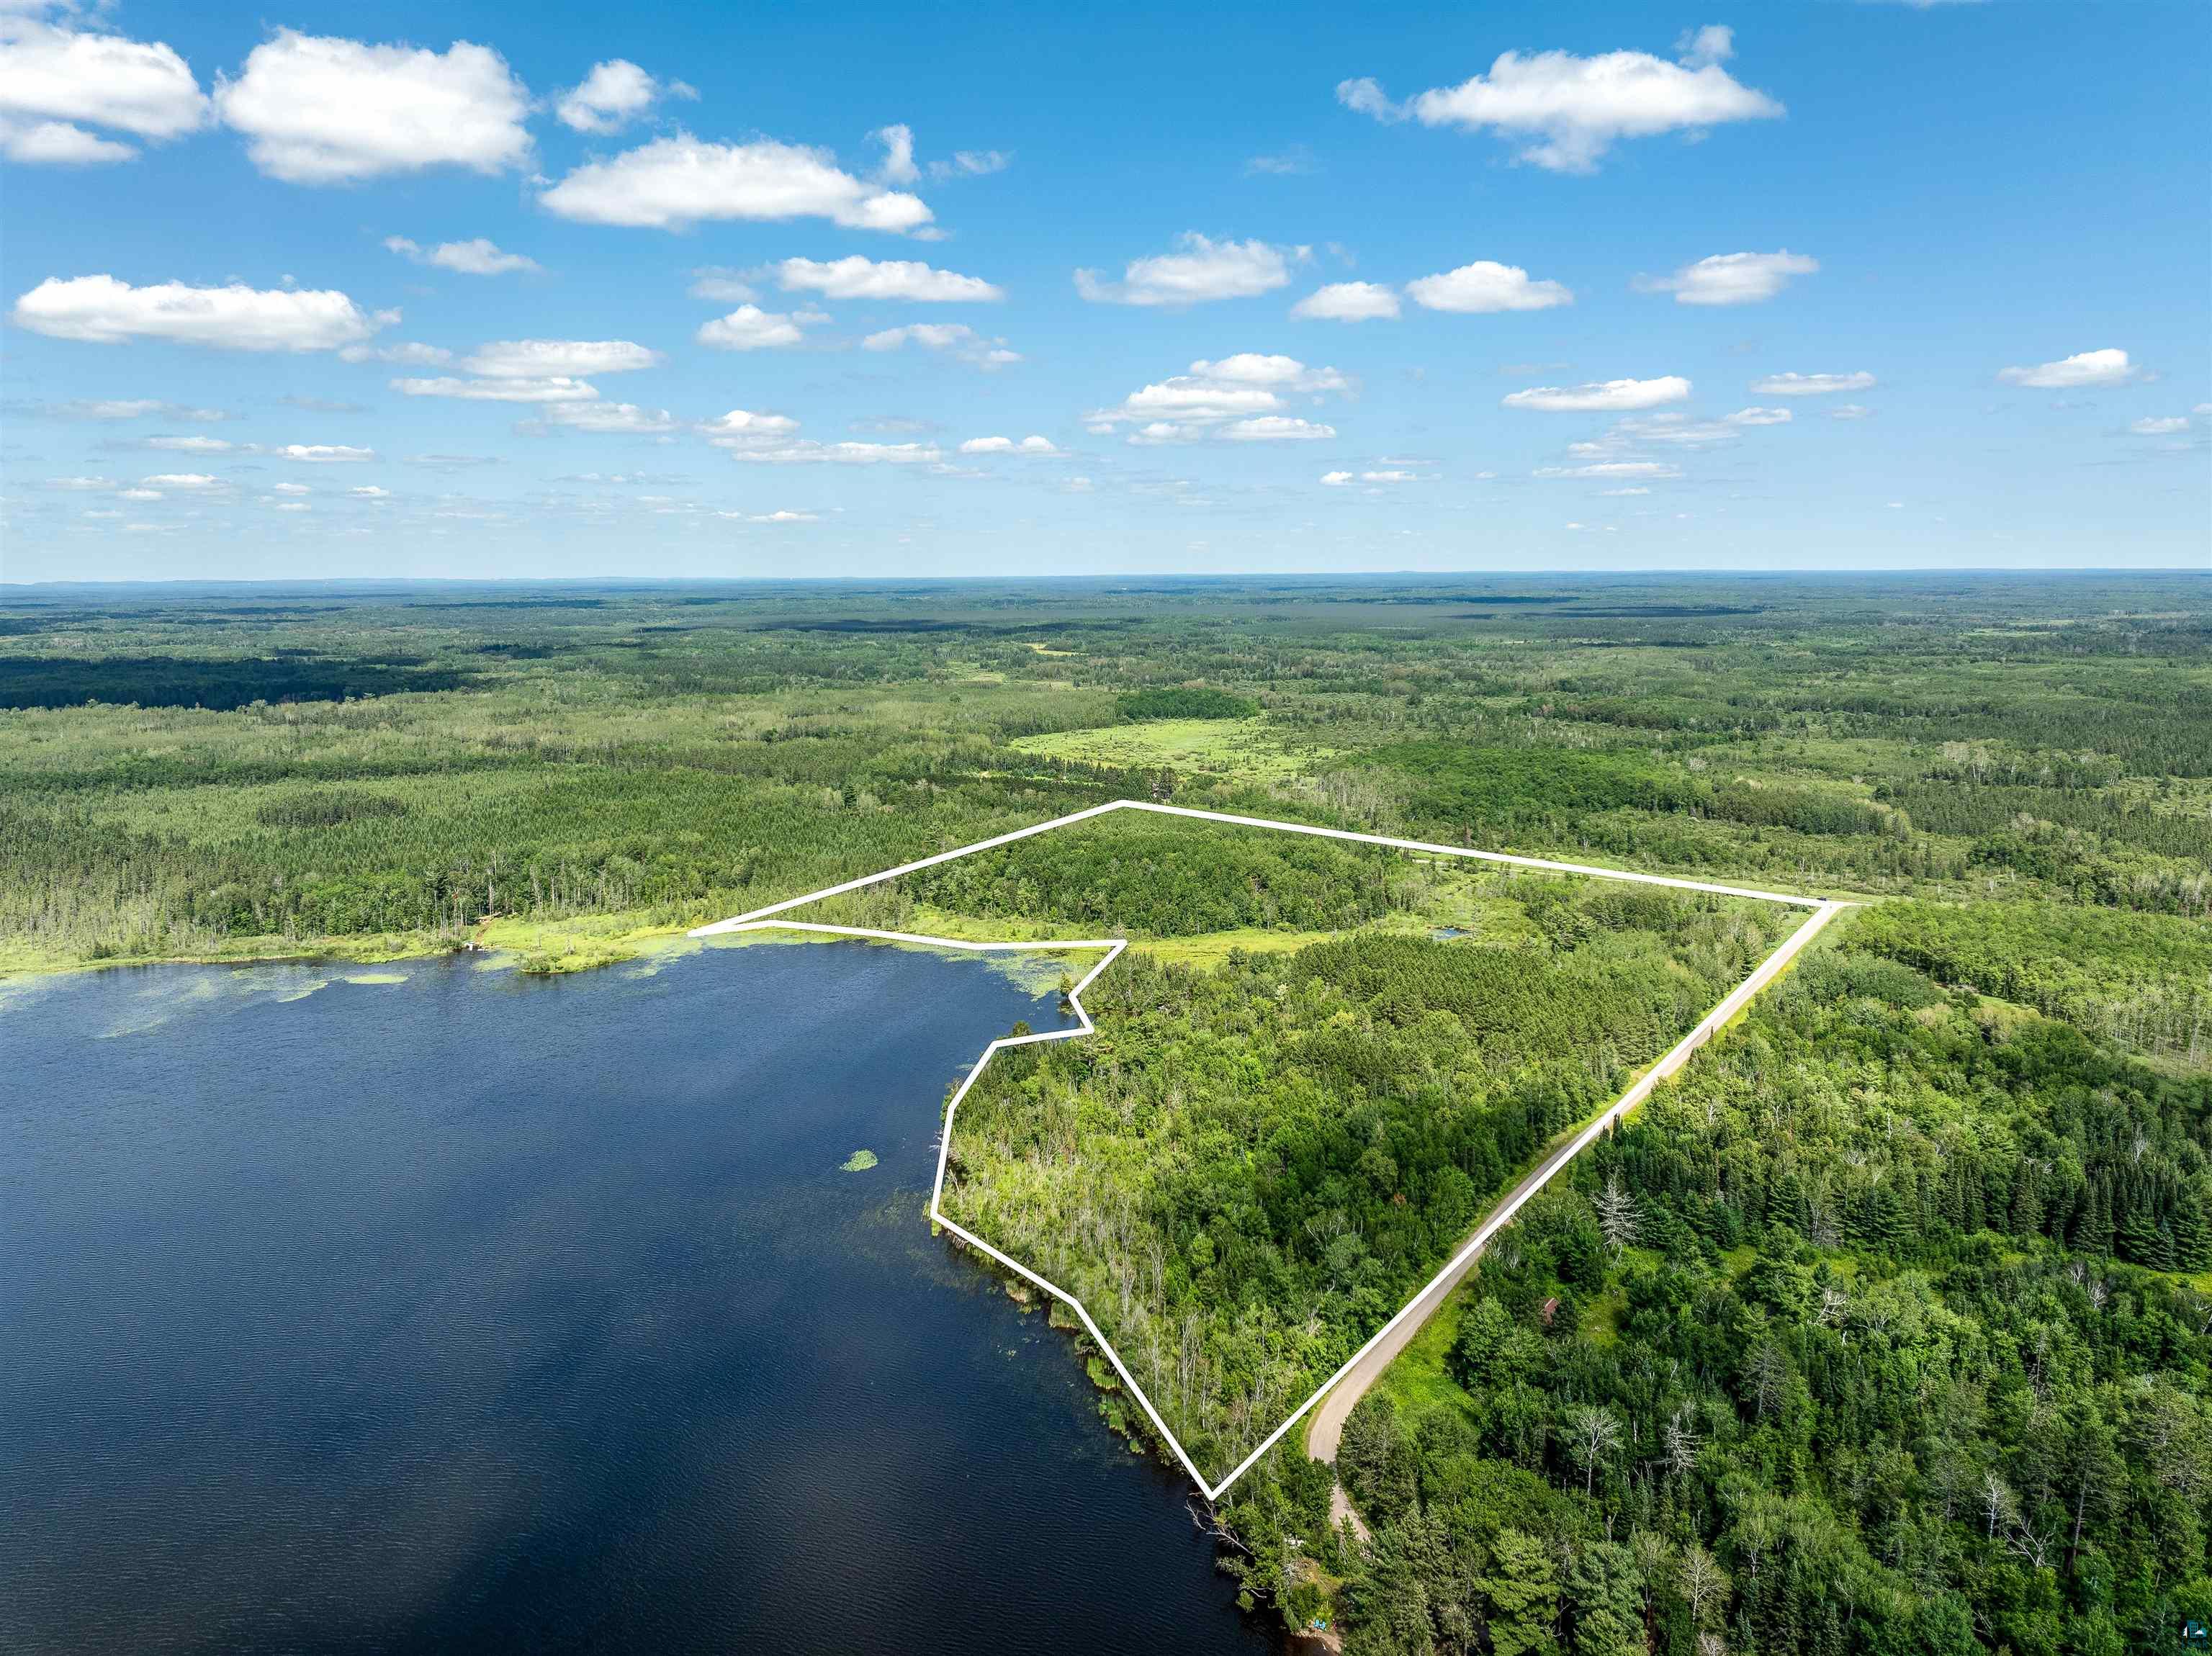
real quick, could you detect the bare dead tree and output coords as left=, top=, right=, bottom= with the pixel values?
left=1565, top=1404, right=1624, bottom=1497
left=2003, top=1512, right=2057, bottom=1572
left=1664, top=1405, right=1704, bottom=1478
left=1677, top=1541, right=1730, bottom=1632
left=1981, top=1470, right=2019, bottom=1540
left=1594, top=1172, right=1640, bottom=1261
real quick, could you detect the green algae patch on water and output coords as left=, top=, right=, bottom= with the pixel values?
left=92, top=966, right=338, bottom=1038
left=840, top=1149, right=879, bottom=1172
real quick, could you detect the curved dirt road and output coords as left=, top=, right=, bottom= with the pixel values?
left=1305, top=901, right=1847, bottom=1533
left=1303, top=1144, right=1569, bottom=1535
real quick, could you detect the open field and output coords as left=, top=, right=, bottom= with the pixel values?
left=1007, top=716, right=1328, bottom=783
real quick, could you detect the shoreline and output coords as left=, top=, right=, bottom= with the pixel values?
left=0, top=917, right=1088, bottom=1010
left=0, top=910, right=704, bottom=989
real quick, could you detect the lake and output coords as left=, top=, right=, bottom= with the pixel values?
left=1, top=940, right=1276, bottom=1655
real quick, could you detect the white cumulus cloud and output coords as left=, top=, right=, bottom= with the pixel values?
left=1191, top=354, right=1349, bottom=390
left=1406, top=260, right=1573, bottom=313
left=215, top=31, right=531, bottom=184
left=0, top=120, right=129, bottom=161
left=1635, top=250, right=1817, bottom=305
left=530, top=401, right=678, bottom=433
left=1749, top=370, right=1876, bottom=397
left=1338, top=38, right=1781, bottom=173
left=860, top=323, right=1019, bottom=366
left=959, top=435, right=1059, bottom=454
left=1997, top=348, right=2139, bottom=390
left=555, top=59, right=690, bottom=134
left=699, top=409, right=801, bottom=446
left=277, top=444, right=374, bottom=462
left=770, top=255, right=1001, bottom=302
left=1115, top=382, right=1280, bottom=420
left=1292, top=282, right=1401, bottom=322
left=696, top=305, right=808, bottom=351
left=539, top=135, right=931, bottom=233
left=385, top=235, right=539, bottom=276
left=0, top=11, right=209, bottom=164
left=462, top=339, right=660, bottom=378
left=1090, top=354, right=1349, bottom=443
left=12, top=274, right=390, bottom=351
left=1076, top=234, right=1305, bottom=306
left=2130, top=416, right=2190, bottom=436
left=1503, top=377, right=1691, bottom=413
left=699, top=407, right=938, bottom=464
left=1219, top=415, right=1336, bottom=441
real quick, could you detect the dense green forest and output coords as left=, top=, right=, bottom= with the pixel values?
left=902, top=832, right=1792, bottom=1475
left=2, top=575, right=2207, bottom=1653
left=1210, top=912, right=2212, bottom=1652
left=1, top=574, right=2204, bottom=975
left=909, top=815, right=1426, bottom=936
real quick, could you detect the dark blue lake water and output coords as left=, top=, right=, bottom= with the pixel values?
left=1, top=940, right=1274, bottom=1655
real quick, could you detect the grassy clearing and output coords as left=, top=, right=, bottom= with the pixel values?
left=1133, top=926, right=1349, bottom=969
left=0, top=922, right=446, bottom=982
left=1370, top=1282, right=1476, bottom=1425
left=1008, top=716, right=1323, bottom=784
left=477, top=910, right=699, bottom=974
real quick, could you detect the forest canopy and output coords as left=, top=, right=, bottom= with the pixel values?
left=888, top=832, right=1795, bottom=1482
left=1250, top=911, right=2212, bottom=1655
left=2, top=575, right=2207, bottom=1651
left=1115, top=685, right=1260, bottom=721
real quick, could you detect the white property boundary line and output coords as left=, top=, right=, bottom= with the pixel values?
left=692, top=798, right=1846, bottom=1500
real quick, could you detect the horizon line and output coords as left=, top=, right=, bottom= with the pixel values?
left=7, top=566, right=2208, bottom=593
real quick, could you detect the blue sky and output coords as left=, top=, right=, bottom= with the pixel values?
left=3, top=0, right=2206, bottom=582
